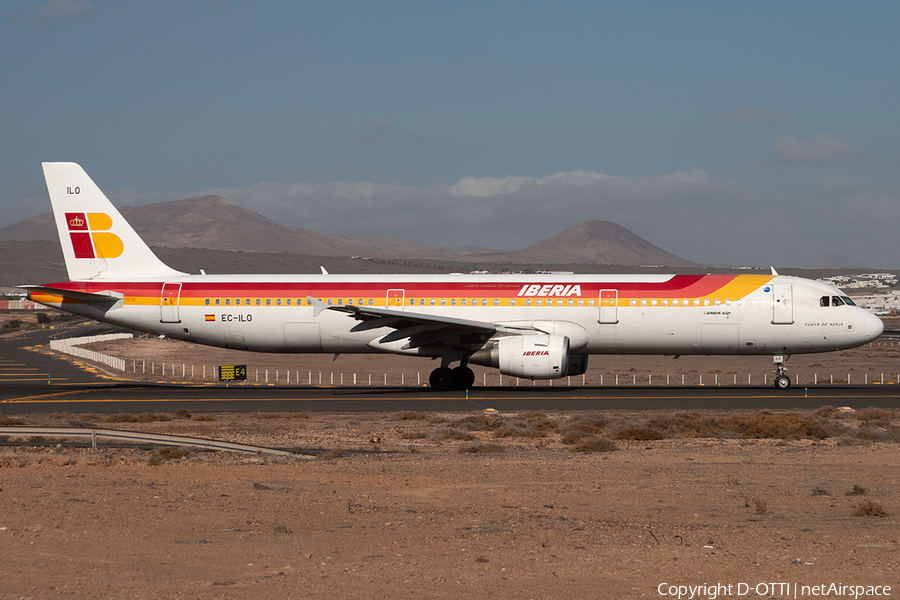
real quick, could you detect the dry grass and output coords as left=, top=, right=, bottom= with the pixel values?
left=846, top=484, right=868, bottom=496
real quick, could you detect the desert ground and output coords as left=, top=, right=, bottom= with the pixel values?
left=1, top=409, right=899, bottom=600
left=1, top=316, right=899, bottom=599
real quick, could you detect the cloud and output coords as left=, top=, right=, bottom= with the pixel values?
left=107, top=166, right=900, bottom=267
left=6, top=0, right=94, bottom=30
left=713, top=107, right=790, bottom=125
left=774, top=133, right=861, bottom=164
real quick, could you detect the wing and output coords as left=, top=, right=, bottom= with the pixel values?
left=307, top=296, right=538, bottom=353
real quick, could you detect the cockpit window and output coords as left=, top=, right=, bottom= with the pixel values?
left=820, top=296, right=830, bottom=307
left=842, top=296, right=855, bottom=306
left=831, top=296, right=844, bottom=306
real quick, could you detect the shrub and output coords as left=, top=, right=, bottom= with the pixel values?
left=615, top=427, right=664, bottom=441
left=811, top=487, right=831, bottom=496
left=853, top=500, right=886, bottom=517
left=105, top=413, right=172, bottom=423
left=570, top=436, right=617, bottom=453
left=394, top=410, right=429, bottom=421
left=458, top=443, right=505, bottom=454
left=857, top=407, right=894, bottom=426
left=174, top=408, right=192, bottom=419
left=846, top=485, right=867, bottom=496
left=745, top=496, right=767, bottom=515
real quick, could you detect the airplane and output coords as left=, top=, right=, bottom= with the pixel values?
left=23, top=162, right=884, bottom=391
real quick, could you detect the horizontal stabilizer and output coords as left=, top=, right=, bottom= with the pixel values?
left=21, top=285, right=124, bottom=304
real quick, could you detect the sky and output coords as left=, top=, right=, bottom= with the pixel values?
left=2, top=1, right=899, bottom=268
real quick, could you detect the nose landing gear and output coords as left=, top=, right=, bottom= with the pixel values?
left=773, top=353, right=791, bottom=390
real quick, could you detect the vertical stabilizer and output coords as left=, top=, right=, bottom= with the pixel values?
left=42, top=162, right=186, bottom=281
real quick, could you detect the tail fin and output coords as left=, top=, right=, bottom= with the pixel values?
left=42, top=162, right=186, bottom=281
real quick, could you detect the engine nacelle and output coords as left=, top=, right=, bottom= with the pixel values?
left=566, top=353, right=589, bottom=376
left=471, top=334, right=574, bottom=379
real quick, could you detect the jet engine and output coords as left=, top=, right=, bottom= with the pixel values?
left=470, top=334, right=585, bottom=379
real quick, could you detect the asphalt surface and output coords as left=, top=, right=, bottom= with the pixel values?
left=2, top=325, right=900, bottom=415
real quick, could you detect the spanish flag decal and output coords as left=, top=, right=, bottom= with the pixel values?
left=204, top=314, right=215, bottom=322
left=65, top=212, right=124, bottom=259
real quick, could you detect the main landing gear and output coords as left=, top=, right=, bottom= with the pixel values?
left=429, top=364, right=476, bottom=392
left=773, top=353, right=791, bottom=390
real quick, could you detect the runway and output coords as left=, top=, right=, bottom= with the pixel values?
left=3, top=326, right=900, bottom=414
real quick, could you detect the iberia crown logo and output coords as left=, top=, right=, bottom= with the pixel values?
left=64, top=212, right=124, bottom=259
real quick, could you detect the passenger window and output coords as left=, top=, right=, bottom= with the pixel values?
left=267, top=298, right=273, bottom=306
left=662, top=299, right=668, bottom=306
left=327, top=299, right=332, bottom=305
left=832, top=296, right=844, bottom=306
left=276, top=299, right=282, bottom=306
left=588, top=299, right=595, bottom=306
left=510, top=299, right=516, bottom=306
left=205, top=299, right=210, bottom=306
left=215, top=298, right=220, bottom=306
left=526, top=299, right=532, bottom=306
left=461, top=299, right=467, bottom=306
left=630, top=299, right=637, bottom=306
left=715, top=299, right=721, bottom=306
left=693, top=299, right=700, bottom=307
left=430, top=299, right=436, bottom=306
left=640, top=299, right=647, bottom=307
left=536, top=299, right=542, bottom=306
left=577, top=299, right=584, bottom=306
left=236, top=299, right=242, bottom=306
left=440, top=298, right=446, bottom=306
left=256, top=298, right=261, bottom=306
left=820, top=296, right=830, bottom=307
left=494, top=299, right=500, bottom=306
left=225, top=299, right=231, bottom=306
left=650, top=299, right=657, bottom=306
left=408, top=299, right=414, bottom=306
left=451, top=299, right=456, bottom=306
left=482, top=299, right=487, bottom=306
left=567, top=299, right=573, bottom=306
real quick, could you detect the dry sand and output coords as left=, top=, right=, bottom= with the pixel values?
left=1, top=410, right=898, bottom=600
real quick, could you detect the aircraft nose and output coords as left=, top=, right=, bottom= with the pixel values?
left=864, top=310, right=884, bottom=341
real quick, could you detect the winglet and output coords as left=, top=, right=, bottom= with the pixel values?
left=770, top=266, right=779, bottom=276
left=320, top=266, right=329, bottom=275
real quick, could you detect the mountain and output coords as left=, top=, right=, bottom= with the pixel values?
left=0, top=199, right=694, bottom=267
left=805, top=254, right=871, bottom=269
left=0, top=196, right=481, bottom=260
left=484, top=220, right=697, bottom=267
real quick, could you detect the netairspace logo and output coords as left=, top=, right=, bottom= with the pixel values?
left=657, top=582, right=892, bottom=599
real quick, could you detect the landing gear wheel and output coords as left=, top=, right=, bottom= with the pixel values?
left=774, top=375, right=791, bottom=390
left=452, top=366, right=476, bottom=390
left=429, top=367, right=455, bottom=391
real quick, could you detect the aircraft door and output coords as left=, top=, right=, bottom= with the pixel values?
left=772, top=283, right=793, bottom=324
left=599, top=289, right=618, bottom=324
left=160, top=283, right=182, bottom=323
left=386, top=289, right=405, bottom=311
